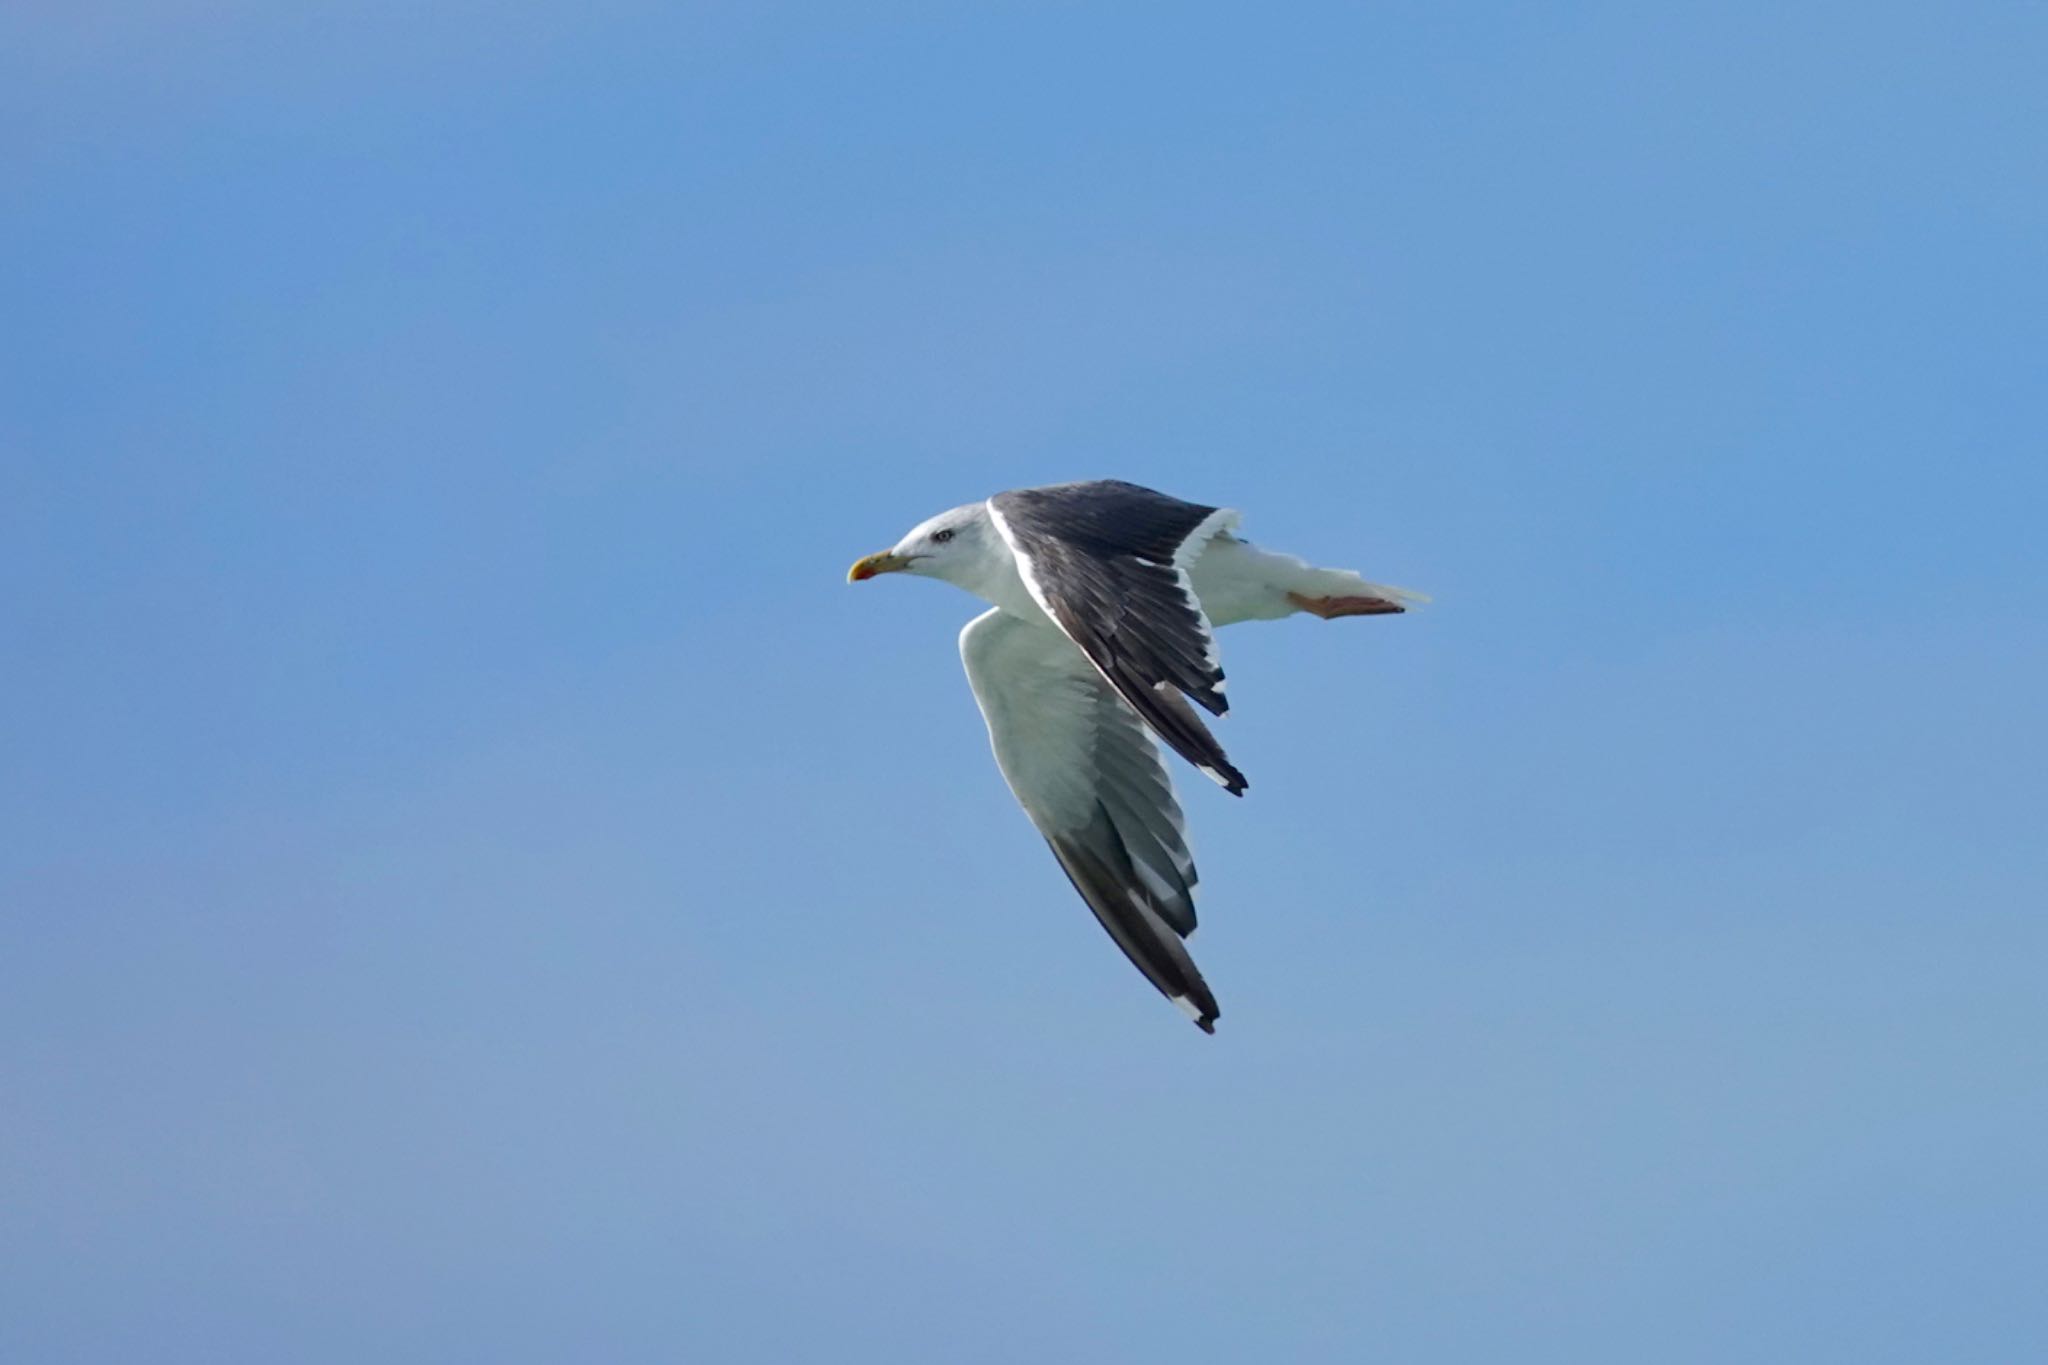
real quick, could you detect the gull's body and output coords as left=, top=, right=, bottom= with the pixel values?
left=849, top=480, right=1420, bottom=1032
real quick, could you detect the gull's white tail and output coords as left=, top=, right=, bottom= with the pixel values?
left=1292, top=565, right=1430, bottom=609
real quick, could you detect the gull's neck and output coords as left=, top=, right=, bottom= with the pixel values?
left=940, top=503, right=1045, bottom=620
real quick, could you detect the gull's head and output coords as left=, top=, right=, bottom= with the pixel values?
left=847, top=502, right=993, bottom=587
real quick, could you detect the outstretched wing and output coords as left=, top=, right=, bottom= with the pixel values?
left=960, top=607, right=1219, bottom=1032
left=987, top=480, right=1247, bottom=794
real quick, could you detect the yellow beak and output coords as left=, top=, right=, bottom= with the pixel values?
left=847, top=550, right=912, bottom=582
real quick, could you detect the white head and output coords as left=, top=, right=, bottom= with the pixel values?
left=846, top=501, right=998, bottom=591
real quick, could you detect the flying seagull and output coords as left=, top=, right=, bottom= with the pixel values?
left=848, top=479, right=1420, bottom=1032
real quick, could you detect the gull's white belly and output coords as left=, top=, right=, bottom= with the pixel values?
left=1189, top=534, right=1313, bottom=626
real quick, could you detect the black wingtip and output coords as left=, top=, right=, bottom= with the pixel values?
left=1198, top=761, right=1249, bottom=796
left=1199, top=753, right=1249, bottom=796
left=1195, top=1015, right=1217, bottom=1035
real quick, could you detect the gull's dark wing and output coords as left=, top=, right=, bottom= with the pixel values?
left=960, top=608, right=1219, bottom=1032
left=987, top=480, right=1246, bottom=794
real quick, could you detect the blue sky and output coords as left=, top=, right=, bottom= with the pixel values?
left=4, top=3, right=2045, bottom=1361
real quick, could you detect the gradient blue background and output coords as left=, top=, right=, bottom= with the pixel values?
left=5, top=4, right=2045, bottom=1361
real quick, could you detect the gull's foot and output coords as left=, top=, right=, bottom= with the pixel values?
left=1286, top=592, right=1407, bottom=619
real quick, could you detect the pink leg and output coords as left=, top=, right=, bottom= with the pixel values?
left=1287, top=591, right=1406, bottom=619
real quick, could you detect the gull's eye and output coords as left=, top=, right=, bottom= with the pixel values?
left=932, top=528, right=956, bottom=544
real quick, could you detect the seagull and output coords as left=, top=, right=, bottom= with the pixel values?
left=848, top=479, right=1420, bottom=1033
